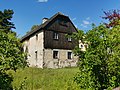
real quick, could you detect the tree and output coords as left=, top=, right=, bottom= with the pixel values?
left=102, top=10, right=120, bottom=28
left=0, top=9, right=27, bottom=89
left=74, top=23, right=120, bottom=89
left=31, top=25, right=39, bottom=31
left=26, top=25, right=39, bottom=34
left=0, top=9, right=15, bottom=33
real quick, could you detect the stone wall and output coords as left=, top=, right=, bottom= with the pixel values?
left=43, top=49, right=78, bottom=68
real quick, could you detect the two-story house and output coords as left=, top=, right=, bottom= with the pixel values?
left=21, top=12, right=78, bottom=68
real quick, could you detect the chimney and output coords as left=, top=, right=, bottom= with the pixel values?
left=42, top=18, right=48, bottom=24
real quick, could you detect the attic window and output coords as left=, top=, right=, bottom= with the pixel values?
left=81, top=45, right=83, bottom=48
left=53, top=32, right=58, bottom=40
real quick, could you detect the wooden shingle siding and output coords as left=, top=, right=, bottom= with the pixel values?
left=44, top=30, right=77, bottom=49
left=44, top=15, right=77, bottom=50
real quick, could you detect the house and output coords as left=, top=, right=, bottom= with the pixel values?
left=79, top=40, right=88, bottom=51
left=21, top=12, right=78, bottom=68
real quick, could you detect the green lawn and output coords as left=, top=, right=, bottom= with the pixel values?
left=11, top=67, right=80, bottom=90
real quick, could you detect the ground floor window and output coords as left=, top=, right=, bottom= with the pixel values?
left=53, top=51, right=58, bottom=59
left=68, top=52, right=72, bottom=59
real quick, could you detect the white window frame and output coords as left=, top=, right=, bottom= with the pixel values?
left=67, top=37, right=72, bottom=41
left=53, top=32, right=58, bottom=40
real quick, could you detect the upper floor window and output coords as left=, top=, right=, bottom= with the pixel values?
left=25, top=46, right=28, bottom=60
left=25, top=46, right=28, bottom=53
left=81, top=45, right=84, bottom=48
left=35, top=51, right=38, bottom=61
left=53, top=32, right=59, bottom=40
left=36, top=34, right=38, bottom=40
left=67, top=37, right=72, bottom=42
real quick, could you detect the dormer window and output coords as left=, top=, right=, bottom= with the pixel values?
left=53, top=32, right=58, bottom=40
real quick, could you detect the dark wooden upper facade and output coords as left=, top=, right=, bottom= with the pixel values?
left=21, top=12, right=78, bottom=50
left=44, top=15, right=77, bottom=49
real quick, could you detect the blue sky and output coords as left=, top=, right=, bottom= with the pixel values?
left=0, top=0, right=120, bottom=37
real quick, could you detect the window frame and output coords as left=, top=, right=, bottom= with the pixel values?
left=53, top=32, right=59, bottom=40
left=53, top=51, right=58, bottom=59
left=67, top=37, right=72, bottom=42
left=67, top=52, right=72, bottom=59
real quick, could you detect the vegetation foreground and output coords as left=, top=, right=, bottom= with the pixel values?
left=10, top=67, right=80, bottom=90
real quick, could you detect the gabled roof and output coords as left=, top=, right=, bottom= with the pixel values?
left=21, top=12, right=77, bottom=42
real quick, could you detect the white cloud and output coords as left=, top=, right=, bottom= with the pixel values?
left=83, top=20, right=90, bottom=25
left=72, top=18, right=76, bottom=21
left=80, top=24, right=87, bottom=28
left=80, top=17, right=91, bottom=28
left=38, top=0, right=48, bottom=2
left=86, top=17, right=90, bottom=20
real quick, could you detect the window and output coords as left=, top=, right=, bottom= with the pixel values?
left=67, top=37, right=72, bottom=41
left=68, top=52, right=72, bottom=59
left=53, top=32, right=58, bottom=40
left=81, top=45, right=83, bottom=48
left=36, top=34, right=38, bottom=40
left=25, top=46, right=28, bottom=60
left=35, top=51, right=38, bottom=61
left=25, top=46, right=28, bottom=53
left=53, top=51, right=58, bottom=59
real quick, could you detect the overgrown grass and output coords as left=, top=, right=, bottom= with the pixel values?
left=10, top=67, right=80, bottom=90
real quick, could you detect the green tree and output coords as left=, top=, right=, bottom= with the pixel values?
left=74, top=23, right=120, bottom=89
left=0, top=9, right=27, bottom=89
left=26, top=25, right=39, bottom=33
left=31, top=25, right=39, bottom=31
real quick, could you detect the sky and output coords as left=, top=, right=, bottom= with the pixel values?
left=0, top=0, right=120, bottom=37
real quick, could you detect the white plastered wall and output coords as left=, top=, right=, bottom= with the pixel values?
left=23, top=31, right=44, bottom=68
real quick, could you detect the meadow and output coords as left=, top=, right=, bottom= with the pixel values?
left=11, top=67, right=80, bottom=90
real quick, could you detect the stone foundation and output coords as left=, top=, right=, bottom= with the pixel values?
left=43, top=49, right=78, bottom=68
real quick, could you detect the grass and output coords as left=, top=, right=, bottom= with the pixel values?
left=10, top=67, right=80, bottom=90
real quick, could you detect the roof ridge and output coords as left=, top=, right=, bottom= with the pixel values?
left=21, top=12, right=70, bottom=41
